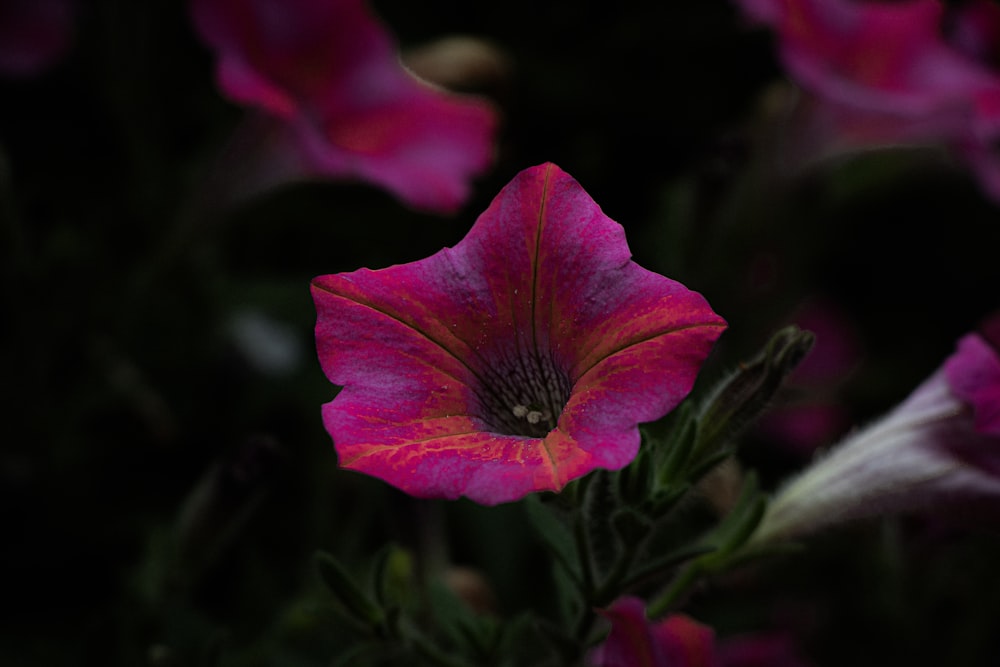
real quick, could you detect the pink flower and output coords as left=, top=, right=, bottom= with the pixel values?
left=190, top=0, right=498, bottom=213
left=590, top=597, right=717, bottom=667
left=737, top=0, right=1000, bottom=200
left=0, top=0, right=75, bottom=77
left=590, top=597, right=812, bottom=667
left=753, top=318, right=1000, bottom=542
left=311, top=163, right=725, bottom=505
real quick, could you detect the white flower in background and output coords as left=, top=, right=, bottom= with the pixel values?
left=754, top=320, right=1000, bottom=543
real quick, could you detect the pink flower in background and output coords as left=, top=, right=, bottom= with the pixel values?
left=191, top=0, right=498, bottom=213
left=754, top=316, right=1000, bottom=542
left=590, top=597, right=812, bottom=667
left=0, top=0, right=75, bottom=77
left=311, top=163, right=725, bottom=505
left=590, top=597, right=717, bottom=667
left=737, top=0, right=1000, bottom=200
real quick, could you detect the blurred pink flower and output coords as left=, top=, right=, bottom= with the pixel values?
left=590, top=597, right=717, bottom=667
left=738, top=0, right=1000, bottom=200
left=311, top=163, right=725, bottom=505
left=191, top=0, right=498, bottom=213
left=0, top=0, right=74, bottom=77
left=754, top=316, right=1000, bottom=542
left=590, top=597, right=812, bottom=667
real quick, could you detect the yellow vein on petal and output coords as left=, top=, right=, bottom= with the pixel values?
left=379, top=344, right=473, bottom=388
left=339, top=429, right=537, bottom=465
left=539, top=429, right=565, bottom=489
left=566, top=294, right=678, bottom=376
left=570, top=320, right=727, bottom=383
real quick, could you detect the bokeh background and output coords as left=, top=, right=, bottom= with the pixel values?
left=3, top=0, right=1000, bottom=665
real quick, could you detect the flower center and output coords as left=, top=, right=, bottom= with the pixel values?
left=476, top=350, right=572, bottom=438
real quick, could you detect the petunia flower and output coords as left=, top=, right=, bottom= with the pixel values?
left=590, top=597, right=718, bottom=667
left=589, top=597, right=811, bottom=667
left=0, top=0, right=75, bottom=77
left=736, top=0, right=1000, bottom=201
left=311, top=163, right=726, bottom=505
left=752, top=317, right=1000, bottom=543
left=190, top=0, right=498, bottom=213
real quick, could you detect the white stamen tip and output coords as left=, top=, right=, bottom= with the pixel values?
left=526, top=410, right=544, bottom=424
left=512, top=405, right=529, bottom=418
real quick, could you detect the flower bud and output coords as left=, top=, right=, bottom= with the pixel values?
left=697, top=326, right=815, bottom=458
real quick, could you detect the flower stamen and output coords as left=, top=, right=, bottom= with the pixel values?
left=477, top=351, right=570, bottom=438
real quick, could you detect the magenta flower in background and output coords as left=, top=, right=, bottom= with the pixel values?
left=737, top=0, right=1000, bottom=200
left=753, top=316, right=1000, bottom=542
left=311, top=163, right=725, bottom=505
left=590, top=597, right=811, bottom=667
left=590, top=597, right=717, bottom=667
left=190, top=0, right=498, bottom=213
left=0, top=0, right=75, bottom=77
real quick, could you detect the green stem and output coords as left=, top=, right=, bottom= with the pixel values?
left=592, top=540, right=642, bottom=608
left=645, top=562, right=703, bottom=620
left=617, top=544, right=716, bottom=592
left=568, top=500, right=602, bottom=659
left=573, top=516, right=596, bottom=599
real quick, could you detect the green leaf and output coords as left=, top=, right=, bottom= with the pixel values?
left=699, top=472, right=768, bottom=567
left=583, top=470, right=619, bottom=580
left=685, top=447, right=736, bottom=486
left=372, top=543, right=413, bottom=610
left=456, top=614, right=501, bottom=660
left=616, top=444, right=653, bottom=506
left=411, top=630, right=478, bottom=667
left=552, top=555, right=583, bottom=626
left=620, top=543, right=717, bottom=590
left=645, top=473, right=769, bottom=618
left=611, top=508, right=652, bottom=548
left=655, top=402, right=699, bottom=487
left=315, top=551, right=385, bottom=628
left=426, top=578, right=500, bottom=660
left=523, top=495, right=581, bottom=584
left=641, top=484, right=690, bottom=518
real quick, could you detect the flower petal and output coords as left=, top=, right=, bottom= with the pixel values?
left=653, top=615, right=719, bottom=667
left=945, top=332, right=1000, bottom=436
left=592, top=597, right=665, bottom=667
left=592, top=598, right=719, bottom=667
